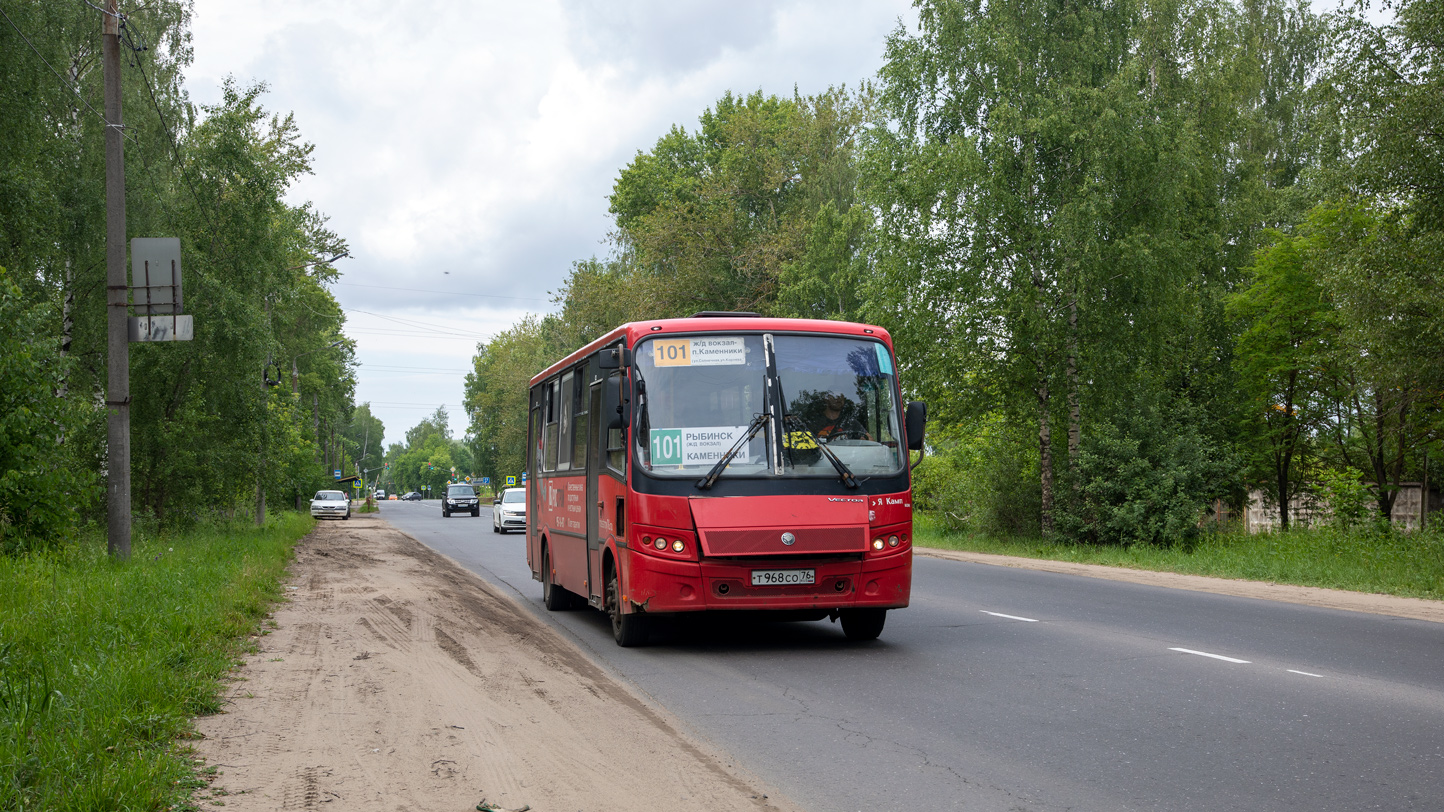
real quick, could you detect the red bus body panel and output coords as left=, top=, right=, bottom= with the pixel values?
left=690, top=495, right=869, bottom=556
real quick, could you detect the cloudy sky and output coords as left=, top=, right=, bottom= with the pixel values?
left=183, top=0, right=917, bottom=449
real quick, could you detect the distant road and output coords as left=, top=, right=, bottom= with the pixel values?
left=383, top=500, right=1444, bottom=811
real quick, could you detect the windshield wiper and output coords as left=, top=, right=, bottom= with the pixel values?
left=695, top=412, right=773, bottom=490
left=784, top=414, right=860, bottom=489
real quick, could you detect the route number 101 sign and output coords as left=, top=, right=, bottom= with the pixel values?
left=652, top=337, right=745, bottom=367
left=650, top=426, right=750, bottom=467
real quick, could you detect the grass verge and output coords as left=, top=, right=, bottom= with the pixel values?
left=0, top=512, right=312, bottom=811
left=914, top=514, right=1444, bottom=602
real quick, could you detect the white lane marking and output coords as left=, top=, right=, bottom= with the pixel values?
left=981, top=611, right=1038, bottom=623
left=1169, top=647, right=1251, bottom=664
left=1288, top=669, right=1324, bottom=678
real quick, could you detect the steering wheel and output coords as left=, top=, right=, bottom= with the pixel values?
left=825, top=428, right=873, bottom=443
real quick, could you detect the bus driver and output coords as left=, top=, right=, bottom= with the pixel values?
left=814, top=392, right=871, bottom=442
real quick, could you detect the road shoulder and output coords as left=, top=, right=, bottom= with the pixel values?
left=191, top=516, right=795, bottom=812
left=916, top=547, right=1444, bottom=624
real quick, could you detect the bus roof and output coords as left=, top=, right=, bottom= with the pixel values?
left=528, top=316, right=895, bottom=387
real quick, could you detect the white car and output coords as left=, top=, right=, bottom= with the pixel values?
left=492, top=487, right=526, bottom=534
left=310, top=489, right=351, bottom=520
left=374, top=489, right=387, bottom=500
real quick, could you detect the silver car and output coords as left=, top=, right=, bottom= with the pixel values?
left=310, top=489, right=351, bottom=520
left=492, top=487, right=526, bottom=534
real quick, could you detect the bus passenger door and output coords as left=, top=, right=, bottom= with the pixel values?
left=528, top=404, right=541, bottom=571
left=586, top=381, right=603, bottom=605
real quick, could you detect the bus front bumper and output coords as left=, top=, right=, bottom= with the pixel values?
left=621, top=548, right=911, bottom=614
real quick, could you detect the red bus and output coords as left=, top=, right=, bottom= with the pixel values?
left=525, top=313, right=926, bottom=646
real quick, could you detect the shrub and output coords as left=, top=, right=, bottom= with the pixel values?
left=912, top=416, right=1041, bottom=536
left=1058, top=395, right=1236, bottom=546
left=0, top=268, right=93, bottom=553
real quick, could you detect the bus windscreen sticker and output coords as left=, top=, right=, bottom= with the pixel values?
left=651, top=426, right=751, bottom=466
left=653, top=337, right=746, bottom=367
left=875, top=342, right=894, bottom=375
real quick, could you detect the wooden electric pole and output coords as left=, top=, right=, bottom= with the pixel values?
left=103, top=0, right=131, bottom=558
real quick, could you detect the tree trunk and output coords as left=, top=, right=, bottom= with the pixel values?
left=1275, top=466, right=1291, bottom=531
left=1037, top=359, right=1054, bottom=536
left=1275, top=373, right=1297, bottom=531
left=1066, top=293, right=1080, bottom=489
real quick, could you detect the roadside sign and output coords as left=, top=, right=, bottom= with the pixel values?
left=128, top=315, right=193, bottom=342
left=333, top=470, right=341, bottom=478
left=130, top=237, right=182, bottom=314
left=521, top=472, right=527, bottom=483
left=351, top=480, right=362, bottom=489
left=481, top=477, right=490, bottom=485
left=506, top=476, right=516, bottom=487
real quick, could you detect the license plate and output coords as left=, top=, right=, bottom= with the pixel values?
left=750, top=568, right=815, bottom=586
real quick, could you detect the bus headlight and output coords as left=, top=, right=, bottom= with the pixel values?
left=671, top=539, right=685, bottom=553
left=654, top=537, right=667, bottom=550
left=888, top=535, right=900, bottom=547
left=872, top=538, right=885, bottom=551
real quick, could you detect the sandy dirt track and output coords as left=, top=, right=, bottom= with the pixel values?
left=191, top=517, right=797, bottom=812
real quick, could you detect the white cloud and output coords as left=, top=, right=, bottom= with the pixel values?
left=185, top=0, right=916, bottom=444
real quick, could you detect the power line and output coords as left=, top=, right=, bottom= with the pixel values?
left=363, top=364, right=472, bottom=373
left=75, top=0, right=120, bottom=18
left=345, top=308, right=494, bottom=340
left=347, top=328, right=486, bottom=340
left=336, top=281, right=548, bottom=302
left=0, top=1, right=139, bottom=147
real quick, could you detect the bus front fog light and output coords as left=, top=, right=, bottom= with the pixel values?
left=653, top=537, right=666, bottom=550
left=888, top=535, right=900, bottom=547
left=671, top=539, right=684, bottom=553
left=872, top=538, right=885, bottom=551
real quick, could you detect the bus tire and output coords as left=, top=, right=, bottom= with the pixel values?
left=840, top=608, right=887, bottom=641
left=606, top=564, right=648, bottom=647
left=541, top=545, right=576, bottom=611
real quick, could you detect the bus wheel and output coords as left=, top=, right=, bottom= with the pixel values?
left=840, top=609, right=887, bottom=641
left=605, top=565, right=648, bottom=647
left=541, top=546, right=574, bottom=611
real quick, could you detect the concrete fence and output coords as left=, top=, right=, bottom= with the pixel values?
left=1244, top=483, right=1440, bottom=533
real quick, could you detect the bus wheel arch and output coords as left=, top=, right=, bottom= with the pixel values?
left=541, top=536, right=578, bottom=611
left=603, top=552, right=648, bottom=647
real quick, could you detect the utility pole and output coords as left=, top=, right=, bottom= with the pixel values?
left=103, top=0, right=130, bottom=558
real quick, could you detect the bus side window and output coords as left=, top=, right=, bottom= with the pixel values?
left=571, top=366, right=589, bottom=472
left=557, top=372, right=574, bottom=471
left=605, top=371, right=625, bottom=474
left=543, top=379, right=559, bottom=472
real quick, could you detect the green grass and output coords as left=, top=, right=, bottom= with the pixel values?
left=0, top=513, right=311, bottom=811
left=914, top=513, right=1444, bottom=602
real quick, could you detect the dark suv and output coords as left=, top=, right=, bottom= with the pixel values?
left=442, top=484, right=479, bottom=517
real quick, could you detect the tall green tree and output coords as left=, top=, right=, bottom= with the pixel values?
left=343, top=403, right=386, bottom=483
left=549, top=87, right=873, bottom=335
left=1307, top=201, right=1437, bottom=520
left=0, top=268, right=92, bottom=550
left=866, top=0, right=1322, bottom=536
left=1228, top=230, right=1336, bottom=528
left=464, top=317, right=553, bottom=487
left=1297, top=0, right=1444, bottom=518
left=1, top=2, right=356, bottom=531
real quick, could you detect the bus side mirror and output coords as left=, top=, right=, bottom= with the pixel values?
left=608, top=375, right=629, bottom=429
left=905, top=401, right=927, bottom=451
left=599, top=346, right=630, bottom=370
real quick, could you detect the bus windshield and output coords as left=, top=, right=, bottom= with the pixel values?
left=635, top=333, right=904, bottom=479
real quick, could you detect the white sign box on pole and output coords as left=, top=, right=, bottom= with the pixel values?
left=128, top=315, right=193, bottom=342
left=130, top=237, right=183, bottom=315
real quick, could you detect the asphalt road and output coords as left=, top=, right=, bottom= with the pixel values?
left=379, top=500, right=1444, bottom=811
